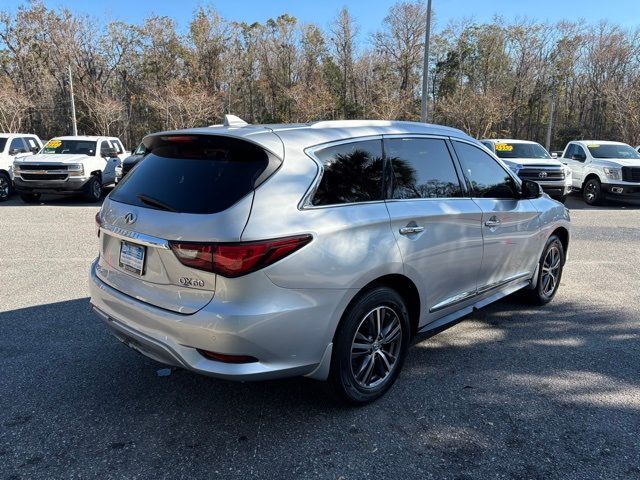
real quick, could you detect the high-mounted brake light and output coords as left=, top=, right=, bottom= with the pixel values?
left=170, top=234, right=313, bottom=278
left=160, top=136, right=197, bottom=143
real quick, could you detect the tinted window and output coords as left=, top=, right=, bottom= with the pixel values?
left=494, top=142, right=550, bottom=159
left=453, top=141, right=519, bottom=199
left=563, top=144, right=575, bottom=159
left=311, top=140, right=383, bottom=206
left=385, top=138, right=462, bottom=199
left=110, top=135, right=281, bottom=214
left=100, top=140, right=111, bottom=155
left=25, top=137, right=38, bottom=149
left=110, top=140, right=124, bottom=154
left=42, top=139, right=96, bottom=155
left=9, top=138, right=25, bottom=152
left=0, top=138, right=7, bottom=152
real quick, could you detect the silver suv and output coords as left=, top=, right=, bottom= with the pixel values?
left=90, top=119, right=570, bottom=404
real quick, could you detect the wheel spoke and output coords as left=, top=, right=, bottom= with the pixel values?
left=355, top=354, right=373, bottom=381
left=377, top=350, right=392, bottom=372
left=382, top=324, right=401, bottom=345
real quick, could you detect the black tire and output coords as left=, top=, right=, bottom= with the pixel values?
left=85, top=176, right=103, bottom=202
left=520, top=235, right=565, bottom=306
left=0, top=172, right=12, bottom=202
left=329, top=286, right=411, bottom=405
left=19, top=193, right=41, bottom=204
left=583, top=178, right=604, bottom=205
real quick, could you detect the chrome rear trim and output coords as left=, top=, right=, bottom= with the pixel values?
left=100, top=224, right=170, bottom=250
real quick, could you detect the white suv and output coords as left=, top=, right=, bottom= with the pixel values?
left=561, top=140, right=640, bottom=205
left=0, top=133, right=43, bottom=201
left=481, top=139, right=572, bottom=203
left=13, top=136, right=127, bottom=203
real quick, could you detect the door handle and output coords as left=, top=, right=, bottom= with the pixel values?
left=399, top=225, right=425, bottom=235
left=484, top=217, right=501, bottom=228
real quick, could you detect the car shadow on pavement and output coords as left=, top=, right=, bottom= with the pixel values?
left=0, top=187, right=113, bottom=207
left=1, top=296, right=639, bottom=479
left=565, top=193, right=640, bottom=210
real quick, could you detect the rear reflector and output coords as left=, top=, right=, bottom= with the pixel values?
left=197, top=350, right=258, bottom=364
left=170, top=234, right=312, bottom=278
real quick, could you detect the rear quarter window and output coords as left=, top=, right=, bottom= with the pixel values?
left=110, top=135, right=282, bottom=214
left=310, top=139, right=384, bottom=206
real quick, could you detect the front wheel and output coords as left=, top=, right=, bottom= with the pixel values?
left=329, top=287, right=410, bottom=405
left=583, top=178, right=604, bottom=205
left=0, top=172, right=12, bottom=202
left=85, top=176, right=103, bottom=202
left=521, top=235, right=565, bottom=305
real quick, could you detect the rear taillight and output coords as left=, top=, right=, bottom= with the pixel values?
left=170, top=234, right=312, bottom=278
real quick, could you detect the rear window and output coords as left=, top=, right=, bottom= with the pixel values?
left=110, top=135, right=281, bottom=214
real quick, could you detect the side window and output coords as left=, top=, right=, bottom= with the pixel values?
left=574, top=145, right=587, bottom=162
left=100, top=140, right=111, bottom=156
left=453, top=141, right=519, bottom=199
left=24, top=137, right=37, bottom=150
left=9, top=137, right=26, bottom=153
left=385, top=138, right=462, bottom=199
left=563, top=144, right=575, bottom=159
left=110, top=140, right=124, bottom=154
left=311, top=140, right=384, bottom=206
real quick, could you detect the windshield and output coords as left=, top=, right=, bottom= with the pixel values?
left=494, top=142, right=551, bottom=159
left=41, top=139, right=97, bottom=156
left=586, top=143, right=640, bottom=159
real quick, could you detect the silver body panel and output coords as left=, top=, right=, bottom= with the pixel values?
left=89, top=120, right=571, bottom=381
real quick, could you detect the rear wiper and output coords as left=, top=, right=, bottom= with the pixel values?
left=137, top=194, right=177, bottom=212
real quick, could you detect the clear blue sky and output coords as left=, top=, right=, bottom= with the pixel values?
left=4, top=0, right=640, bottom=37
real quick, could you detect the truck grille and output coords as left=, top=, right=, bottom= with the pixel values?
left=21, top=173, right=68, bottom=181
left=518, top=166, right=565, bottom=181
left=19, top=164, right=68, bottom=171
left=622, top=167, right=640, bottom=182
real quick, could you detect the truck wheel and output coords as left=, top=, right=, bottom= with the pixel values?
left=19, top=193, right=41, bottom=204
left=85, top=176, right=103, bottom=202
left=583, top=178, right=604, bottom=205
left=329, top=286, right=410, bottom=405
left=0, top=172, right=12, bottom=202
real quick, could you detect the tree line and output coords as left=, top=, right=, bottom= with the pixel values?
left=1, top=1, right=640, bottom=150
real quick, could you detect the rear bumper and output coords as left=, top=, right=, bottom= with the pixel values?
left=14, top=176, right=91, bottom=194
left=602, top=183, right=640, bottom=200
left=89, top=259, right=345, bottom=381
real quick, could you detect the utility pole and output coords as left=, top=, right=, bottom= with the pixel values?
left=68, top=65, right=78, bottom=136
left=420, top=0, right=433, bottom=123
left=545, top=82, right=556, bottom=152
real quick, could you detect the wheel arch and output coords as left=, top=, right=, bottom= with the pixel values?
left=551, top=226, right=569, bottom=260
left=582, top=172, right=602, bottom=188
left=336, top=274, right=422, bottom=340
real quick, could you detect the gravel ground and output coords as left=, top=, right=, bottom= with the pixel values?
left=1, top=193, right=639, bottom=480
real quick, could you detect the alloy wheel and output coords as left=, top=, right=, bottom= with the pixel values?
left=541, top=245, right=561, bottom=297
left=350, top=306, right=402, bottom=389
left=584, top=181, right=598, bottom=203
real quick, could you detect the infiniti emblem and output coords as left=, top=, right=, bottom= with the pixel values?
left=538, top=171, right=548, bottom=178
left=124, top=212, right=137, bottom=225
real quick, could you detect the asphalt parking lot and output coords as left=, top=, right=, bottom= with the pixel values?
left=1, top=193, right=639, bottom=480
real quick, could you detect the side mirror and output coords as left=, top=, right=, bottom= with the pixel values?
left=521, top=179, right=543, bottom=199
left=101, top=147, right=119, bottom=158
left=30, top=147, right=39, bottom=154
left=551, top=153, right=558, bottom=159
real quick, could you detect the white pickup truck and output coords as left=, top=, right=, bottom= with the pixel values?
left=0, top=133, right=43, bottom=201
left=13, top=136, right=127, bottom=203
left=561, top=140, right=640, bottom=205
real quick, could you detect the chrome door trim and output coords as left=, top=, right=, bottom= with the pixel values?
left=429, top=271, right=531, bottom=313
left=101, top=224, right=170, bottom=250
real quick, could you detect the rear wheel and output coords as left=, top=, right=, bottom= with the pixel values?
left=583, top=178, right=604, bottom=205
left=329, top=287, right=410, bottom=405
left=85, top=176, right=103, bottom=202
left=0, top=172, right=11, bottom=202
left=521, top=235, right=565, bottom=305
left=19, top=193, right=41, bottom=204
